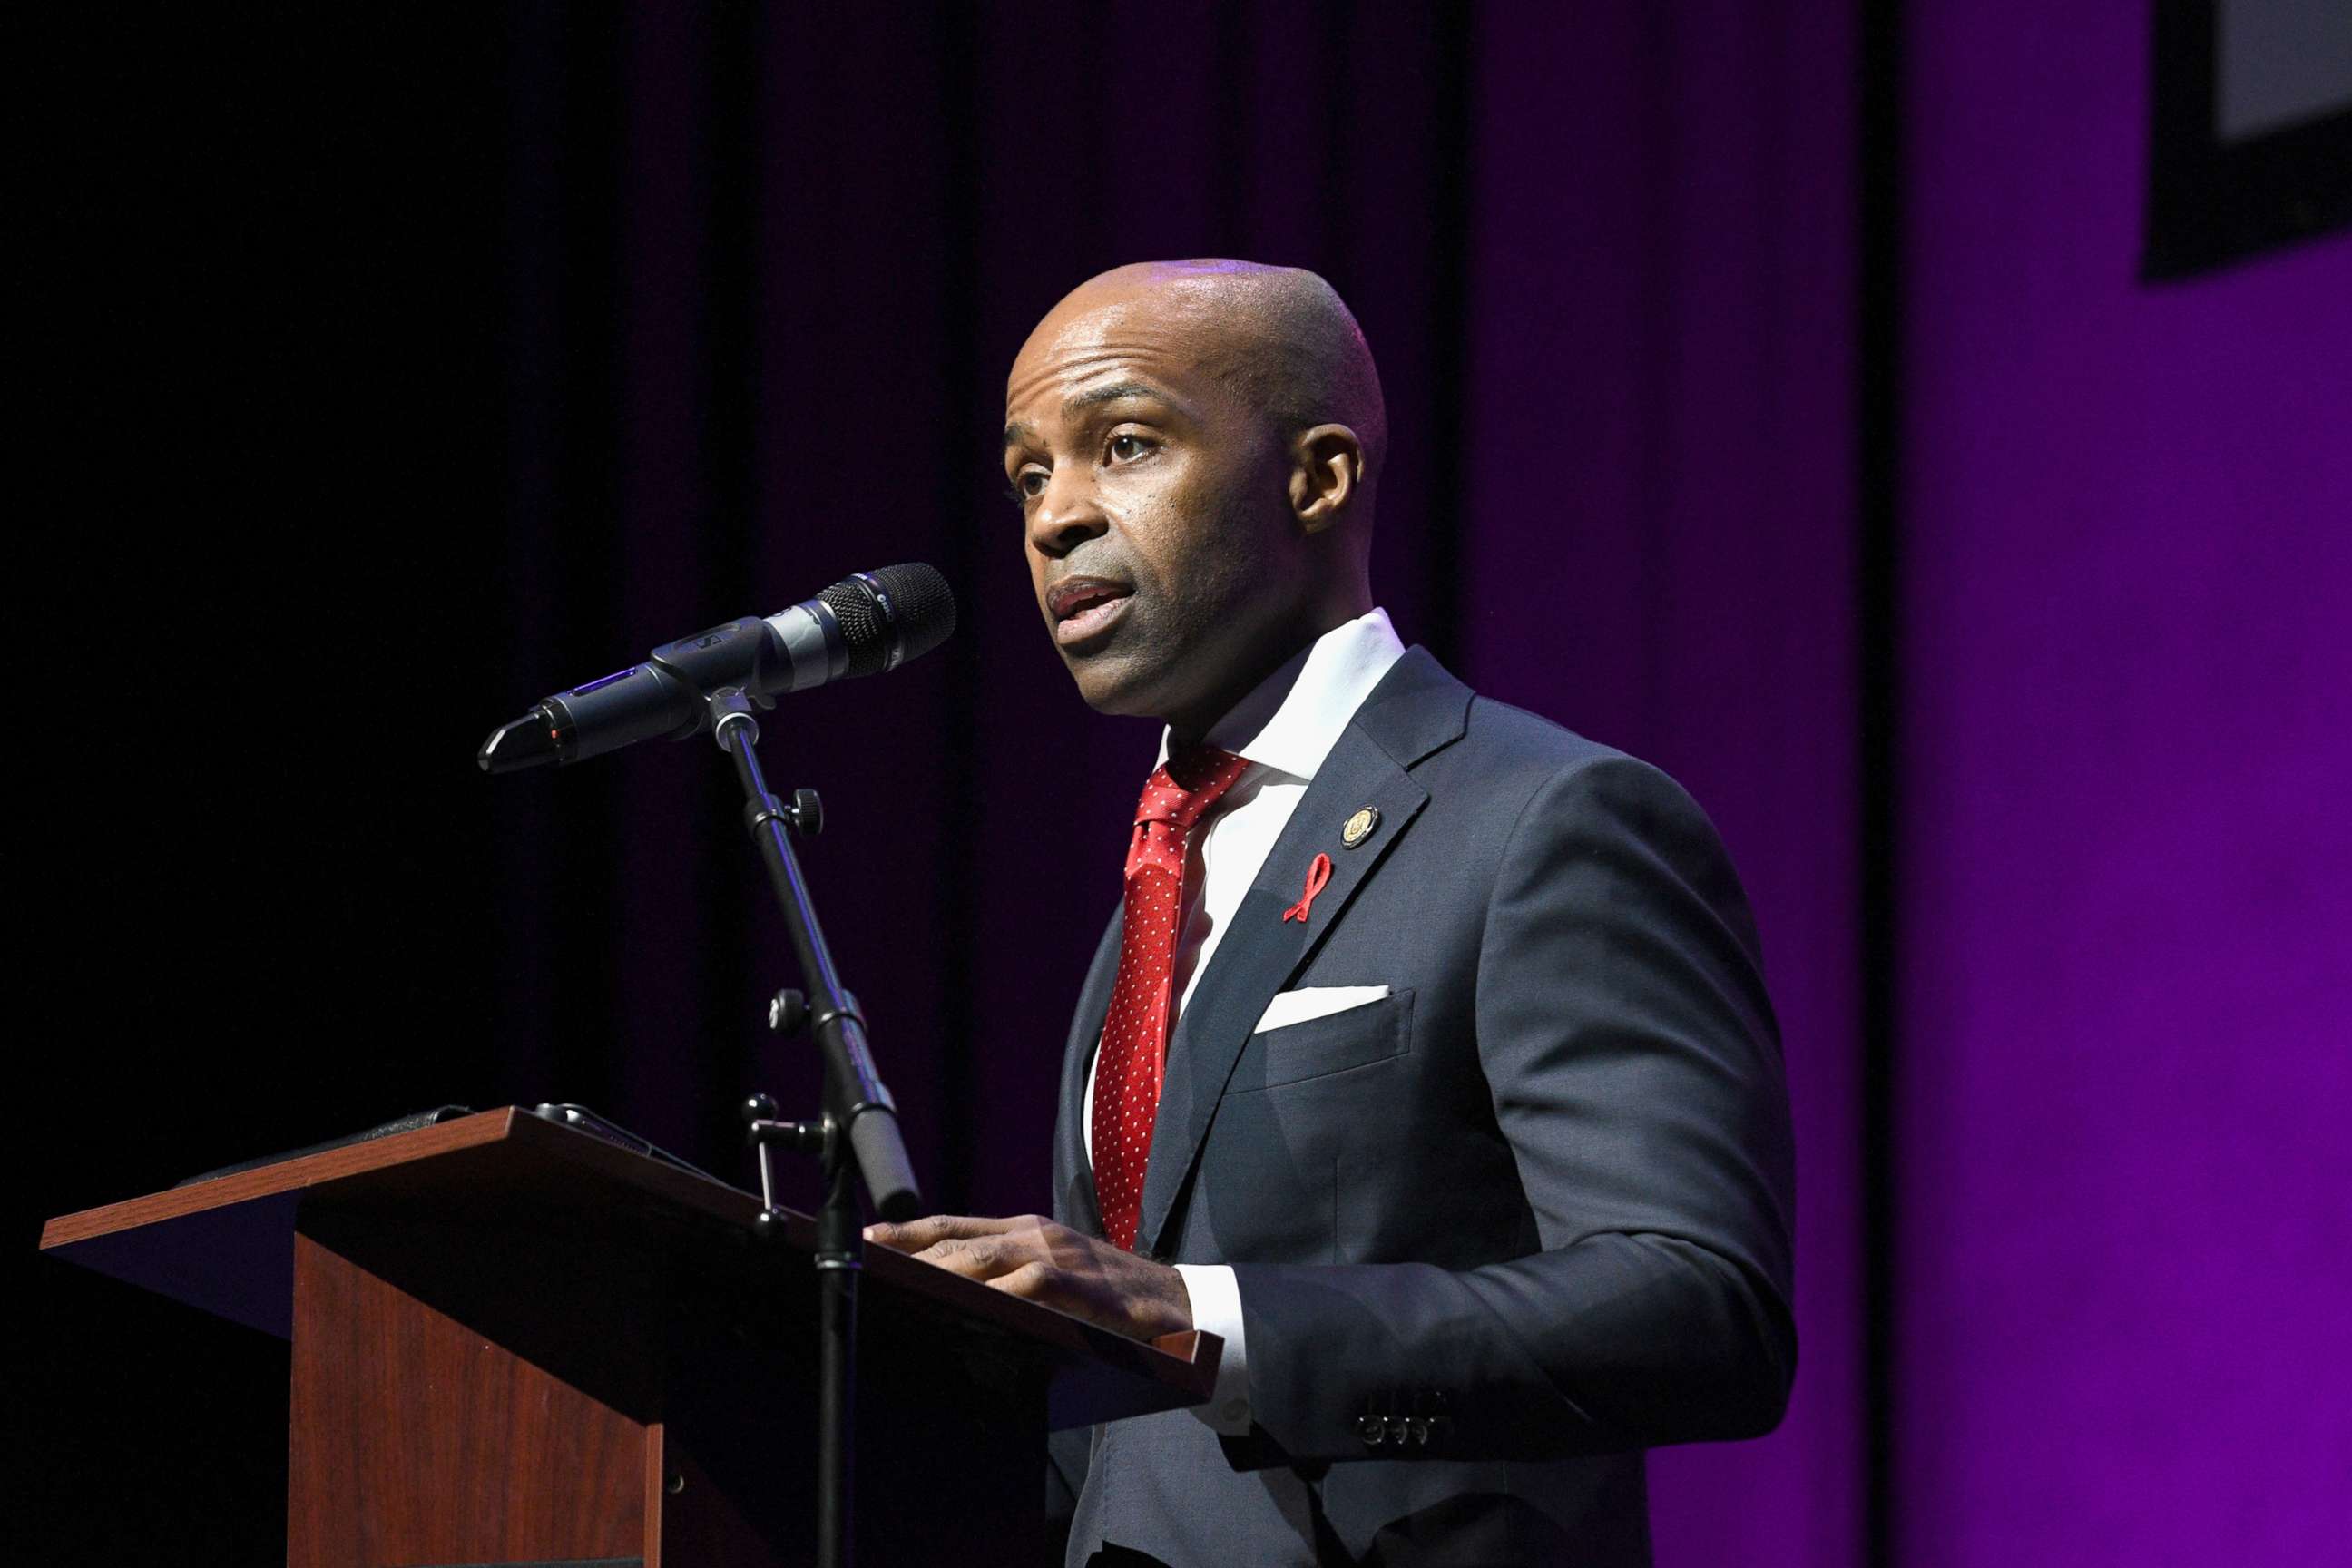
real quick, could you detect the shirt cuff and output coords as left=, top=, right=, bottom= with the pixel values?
left=1172, top=1263, right=1251, bottom=1433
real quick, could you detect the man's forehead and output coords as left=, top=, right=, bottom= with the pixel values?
left=1005, top=287, right=1232, bottom=413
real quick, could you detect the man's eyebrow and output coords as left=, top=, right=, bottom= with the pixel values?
left=1003, top=383, right=1176, bottom=449
left=1064, top=381, right=1172, bottom=416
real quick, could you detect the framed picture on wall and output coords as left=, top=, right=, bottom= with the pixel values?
left=2144, top=0, right=2352, bottom=279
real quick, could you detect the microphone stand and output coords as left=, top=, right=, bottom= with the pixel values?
left=708, top=686, right=920, bottom=1568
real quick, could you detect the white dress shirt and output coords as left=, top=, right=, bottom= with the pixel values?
left=1083, top=608, right=1407, bottom=1432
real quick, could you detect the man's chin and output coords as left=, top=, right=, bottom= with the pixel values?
left=1063, top=650, right=1174, bottom=722
left=1069, top=672, right=1158, bottom=720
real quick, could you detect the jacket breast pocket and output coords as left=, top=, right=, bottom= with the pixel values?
left=1224, top=988, right=1414, bottom=1093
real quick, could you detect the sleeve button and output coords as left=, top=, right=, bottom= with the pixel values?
left=1356, top=1414, right=1387, bottom=1447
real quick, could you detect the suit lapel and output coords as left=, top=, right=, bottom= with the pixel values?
left=1134, top=648, right=1470, bottom=1256
left=1054, top=904, right=1123, bottom=1237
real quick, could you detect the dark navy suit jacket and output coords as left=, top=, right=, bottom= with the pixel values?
left=1049, top=649, right=1796, bottom=1566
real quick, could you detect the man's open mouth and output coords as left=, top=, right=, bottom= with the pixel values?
left=1048, top=577, right=1134, bottom=645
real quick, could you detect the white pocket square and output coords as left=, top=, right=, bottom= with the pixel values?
left=1253, top=985, right=1390, bottom=1034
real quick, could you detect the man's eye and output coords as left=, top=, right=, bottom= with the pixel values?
left=1007, top=468, right=1048, bottom=504
left=1108, top=433, right=1152, bottom=463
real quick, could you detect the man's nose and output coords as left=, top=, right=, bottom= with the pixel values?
left=1027, top=473, right=1109, bottom=557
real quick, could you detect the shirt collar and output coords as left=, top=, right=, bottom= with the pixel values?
left=1154, top=608, right=1406, bottom=782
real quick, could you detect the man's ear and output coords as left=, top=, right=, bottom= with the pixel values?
left=1287, top=424, right=1365, bottom=534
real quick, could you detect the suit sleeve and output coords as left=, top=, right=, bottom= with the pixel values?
left=1224, top=754, right=1798, bottom=1465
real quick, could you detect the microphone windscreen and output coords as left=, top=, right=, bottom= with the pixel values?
left=817, top=574, right=895, bottom=677
left=819, top=564, right=956, bottom=678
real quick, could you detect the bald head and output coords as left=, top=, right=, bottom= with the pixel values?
left=1024, top=260, right=1387, bottom=518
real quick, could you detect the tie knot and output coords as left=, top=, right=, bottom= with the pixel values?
left=1133, top=745, right=1248, bottom=829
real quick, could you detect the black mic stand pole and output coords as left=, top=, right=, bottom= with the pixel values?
left=707, top=687, right=921, bottom=1568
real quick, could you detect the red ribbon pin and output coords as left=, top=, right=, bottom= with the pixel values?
left=1281, top=853, right=1334, bottom=924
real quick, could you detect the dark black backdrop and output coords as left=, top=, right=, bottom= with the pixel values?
left=20, top=13, right=510, bottom=1555
left=12, top=6, right=1493, bottom=1556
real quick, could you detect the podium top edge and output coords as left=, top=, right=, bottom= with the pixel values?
left=37, top=1107, right=1220, bottom=1405
left=37, top=1109, right=524, bottom=1250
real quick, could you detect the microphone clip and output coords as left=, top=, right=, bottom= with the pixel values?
left=707, top=685, right=771, bottom=753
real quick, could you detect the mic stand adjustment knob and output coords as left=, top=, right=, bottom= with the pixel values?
left=785, top=788, right=823, bottom=838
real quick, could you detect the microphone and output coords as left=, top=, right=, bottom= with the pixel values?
left=477, top=563, right=956, bottom=773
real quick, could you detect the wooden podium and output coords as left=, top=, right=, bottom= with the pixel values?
left=38, top=1107, right=1218, bottom=1566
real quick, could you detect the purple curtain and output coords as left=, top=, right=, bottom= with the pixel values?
left=497, top=7, right=1857, bottom=1555
left=485, top=5, right=1867, bottom=1560
left=1462, top=7, right=1863, bottom=1562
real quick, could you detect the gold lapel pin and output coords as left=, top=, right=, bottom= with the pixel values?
left=1341, top=806, right=1379, bottom=848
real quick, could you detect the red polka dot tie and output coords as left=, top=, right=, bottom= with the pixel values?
left=1091, top=743, right=1250, bottom=1251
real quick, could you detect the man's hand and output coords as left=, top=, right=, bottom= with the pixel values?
left=863, top=1214, right=1193, bottom=1341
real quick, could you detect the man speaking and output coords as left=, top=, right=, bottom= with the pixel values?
left=866, top=260, right=1796, bottom=1566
